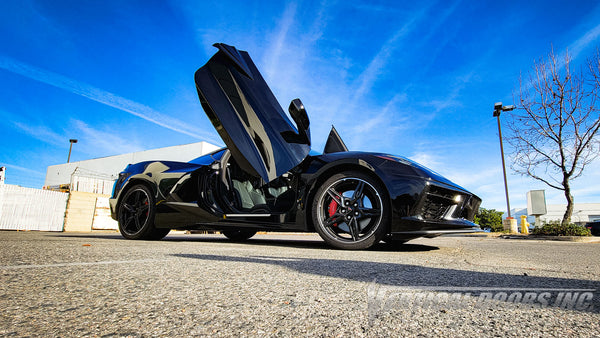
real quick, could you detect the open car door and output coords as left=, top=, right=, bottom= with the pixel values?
left=195, top=43, right=311, bottom=183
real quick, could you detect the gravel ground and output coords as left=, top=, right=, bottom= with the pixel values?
left=0, top=231, right=598, bottom=337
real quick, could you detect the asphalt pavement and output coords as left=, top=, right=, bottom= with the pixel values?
left=1, top=231, right=599, bottom=336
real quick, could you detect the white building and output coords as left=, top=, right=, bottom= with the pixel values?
left=508, top=203, right=600, bottom=226
left=44, top=141, right=220, bottom=194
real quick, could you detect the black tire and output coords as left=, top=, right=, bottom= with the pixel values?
left=381, top=235, right=407, bottom=245
left=381, top=236, right=408, bottom=249
left=148, top=227, right=171, bottom=240
left=117, top=184, right=170, bottom=240
left=312, top=171, right=390, bottom=250
left=222, top=229, right=257, bottom=241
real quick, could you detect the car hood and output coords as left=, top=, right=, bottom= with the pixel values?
left=375, top=153, right=469, bottom=191
left=194, top=43, right=311, bottom=183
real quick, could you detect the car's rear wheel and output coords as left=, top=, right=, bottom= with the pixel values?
left=118, top=184, right=170, bottom=240
left=222, top=229, right=257, bottom=241
left=312, top=171, right=389, bottom=250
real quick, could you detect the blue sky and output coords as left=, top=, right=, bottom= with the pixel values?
left=1, top=0, right=600, bottom=213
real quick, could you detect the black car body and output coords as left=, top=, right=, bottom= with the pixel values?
left=586, top=220, right=600, bottom=236
left=109, top=43, right=481, bottom=249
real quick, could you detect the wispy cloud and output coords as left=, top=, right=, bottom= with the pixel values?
left=71, top=120, right=144, bottom=156
left=567, top=20, right=600, bottom=60
left=304, top=0, right=331, bottom=45
left=349, top=1, right=402, bottom=13
left=421, top=71, right=473, bottom=114
left=522, top=11, right=600, bottom=86
left=351, top=5, right=433, bottom=104
left=9, top=113, right=144, bottom=158
left=0, top=55, right=216, bottom=141
left=260, top=3, right=439, bottom=151
left=1, top=163, right=45, bottom=177
left=264, top=2, right=298, bottom=81
left=12, top=120, right=64, bottom=147
left=410, top=152, right=443, bottom=170
left=410, top=0, right=462, bottom=77
left=352, top=18, right=420, bottom=102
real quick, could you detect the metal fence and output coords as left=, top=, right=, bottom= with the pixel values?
left=70, top=167, right=116, bottom=195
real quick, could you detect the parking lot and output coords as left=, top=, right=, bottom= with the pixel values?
left=1, top=231, right=599, bottom=336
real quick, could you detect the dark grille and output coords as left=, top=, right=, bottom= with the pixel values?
left=459, top=195, right=481, bottom=221
left=419, top=185, right=469, bottom=221
left=421, top=197, right=450, bottom=220
left=427, top=185, right=456, bottom=200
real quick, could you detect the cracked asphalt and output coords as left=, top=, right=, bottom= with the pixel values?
left=0, top=231, right=599, bottom=337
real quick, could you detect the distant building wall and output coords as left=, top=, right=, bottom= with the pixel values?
left=508, top=203, right=600, bottom=226
left=44, top=141, right=220, bottom=190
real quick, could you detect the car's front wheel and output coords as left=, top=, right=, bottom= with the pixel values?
left=312, top=171, right=390, bottom=250
left=118, top=184, right=170, bottom=240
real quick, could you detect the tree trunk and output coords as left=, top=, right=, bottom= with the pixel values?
left=562, top=180, right=574, bottom=225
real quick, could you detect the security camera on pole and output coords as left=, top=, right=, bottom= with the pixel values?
left=67, top=139, right=78, bottom=163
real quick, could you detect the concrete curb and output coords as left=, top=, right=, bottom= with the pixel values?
left=500, top=234, right=600, bottom=242
left=447, top=232, right=503, bottom=238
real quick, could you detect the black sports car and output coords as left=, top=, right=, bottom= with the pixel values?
left=109, top=43, right=481, bottom=250
left=586, top=220, right=600, bottom=236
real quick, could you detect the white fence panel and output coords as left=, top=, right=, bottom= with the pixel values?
left=71, top=176, right=115, bottom=195
left=0, top=185, right=68, bottom=231
left=92, top=197, right=118, bottom=230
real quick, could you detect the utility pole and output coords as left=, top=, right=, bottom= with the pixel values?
left=493, top=102, right=515, bottom=218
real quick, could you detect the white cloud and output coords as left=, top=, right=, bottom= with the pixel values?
left=567, top=21, right=600, bottom=60
left=71, top=120, right=144, bottom=157
left=8, top=115, right=144, bottom=159
left=264, top=2, right=297, bottom=82
left=447, top=167, right=502, bottom=190
left=0, top=55, right=217, bottom=142
left=1, top=163, right=45, bottom=177
left=409, top=152, right=442, bottom=170
left=351, top=12, right=425, bottom=103
left=12, top=121, right=64, bottom=147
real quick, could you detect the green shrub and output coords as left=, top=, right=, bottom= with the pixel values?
left=531, top=221, right=592, bottom=236
left=474, top=208, right=504, bottom=232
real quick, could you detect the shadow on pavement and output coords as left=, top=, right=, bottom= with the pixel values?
left=171, top=253, right=600, bottom=314
left=51, top=232, right=440, bottom=252
left=52, top=233, right=124, bottom=240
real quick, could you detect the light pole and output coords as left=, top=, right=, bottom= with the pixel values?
left=493, top=102, right=515, bottom=218
left=67, top=139, right=78, bottom=163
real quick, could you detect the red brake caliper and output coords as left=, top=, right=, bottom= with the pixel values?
left=328, top=200, right=338, bottom=227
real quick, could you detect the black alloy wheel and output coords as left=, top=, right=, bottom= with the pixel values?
left=312, top=171, right=389, bottom=250
left=118, top=184, right=170, bottom=240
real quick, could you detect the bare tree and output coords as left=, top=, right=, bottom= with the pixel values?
left=507, top=48, right=600, bottom=224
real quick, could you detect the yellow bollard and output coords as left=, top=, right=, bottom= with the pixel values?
left=520, top=215, right=529, bottom=235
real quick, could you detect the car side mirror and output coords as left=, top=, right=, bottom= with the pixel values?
left=287, top=98, right=311, bottom=145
